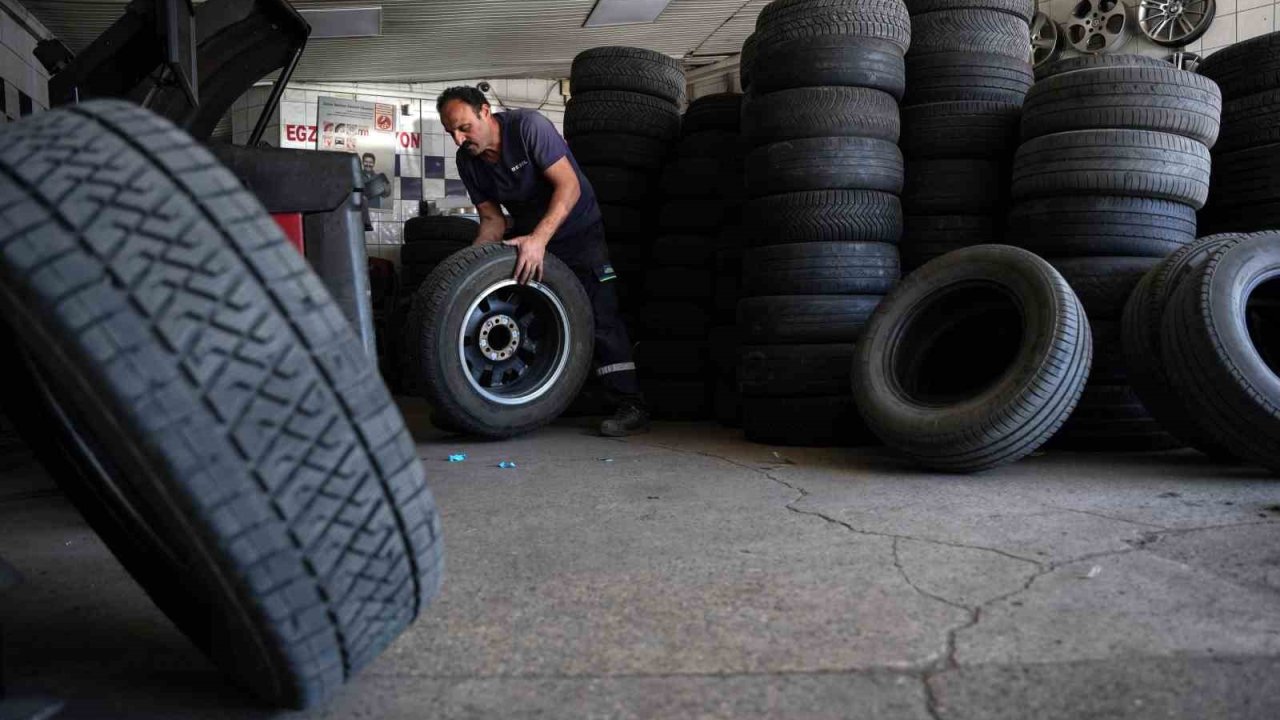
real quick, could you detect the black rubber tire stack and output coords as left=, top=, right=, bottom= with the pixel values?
left=737, top=0, right=910, bottom=446
left=566, top=47, right=686, bottom=324
left=637, top=93, right=746, bottom=421
left=899, top=0, right=1034, bottom=270
left=1199, top=32, right=1280, bottom=234
left=1006, top=55, right=1222, bottom=451
left=395, top=215, right=478, bottom=395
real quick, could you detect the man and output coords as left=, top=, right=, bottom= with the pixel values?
left=437, top=86, right=648, bottom=436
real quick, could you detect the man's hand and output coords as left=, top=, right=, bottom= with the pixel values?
left=503, top=234, right=549, bottom=284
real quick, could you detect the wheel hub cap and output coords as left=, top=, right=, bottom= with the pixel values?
left=478, top=314, right=521, bottom=361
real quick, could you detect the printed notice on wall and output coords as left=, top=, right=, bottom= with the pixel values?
left=317, top=96, right=397, bottom=209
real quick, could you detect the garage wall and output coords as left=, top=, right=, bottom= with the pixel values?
left=1037, top=0, right=1275, bottom=58
left=0, top=0, right=49, bottom=122
left=227, top=79, right=565, bottom=263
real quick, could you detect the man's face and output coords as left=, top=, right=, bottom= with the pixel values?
left=361, top=156, right=375, bottom=173
left=441, top=100, right=493, bottom=156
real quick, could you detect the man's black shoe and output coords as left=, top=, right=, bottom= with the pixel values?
left=600, top=403, right=650, bottom=437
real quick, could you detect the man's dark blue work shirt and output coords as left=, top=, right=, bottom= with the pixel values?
left=456, top=108, right=601, bottom=242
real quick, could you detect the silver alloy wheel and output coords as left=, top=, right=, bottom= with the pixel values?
left=1066, top=0, right=1132, bottom=54
left=1031, top=11, right=1063, bottom=69
left=1139, top=0, right=1215, bottom=47
left=1166, top=50, right=1203, bottom=72
left=458, top=279, right=572, bottom=405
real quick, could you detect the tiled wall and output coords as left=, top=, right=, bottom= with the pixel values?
left=227, top=79, right=566, bottom=265
left=1036, top=0, right=1276, bottom=58
left=0, top=0, right=49, bottom=124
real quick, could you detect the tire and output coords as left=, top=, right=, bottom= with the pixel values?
left=414, top=244, right=594, bottom=438
left=1198, top=32, right=1280, bottom=101
left=1121, top=233, right=1242, bottom=458
left=1020, top=65, right=1222, bottom=146
left=902, top=158, right=1006, bottom=214
left=745, top=136, right=904, bottom=198
left=709, top=324, right=741, bottom=377
left=738, top=344, right=856, bottom=396
left=741, top=5, right=913, bottom=89
left=403, top=214, right=478, bottom=243
left=1206, top=143, right=1280, bottom=212
left=1008, top=196, right=1196, bottom=258
left=635, top=340, right=709, bottom=378
left=1199, top=202, right=1280, bottom=235
left=401, top=239, right=470, bottom=266
left=641, top=301, right=712, bottom=339
left=1217, top=89, right=1280, bottom=153
left=583, top=165, right=655, bottom=205
left=644, top=379, right=713, bottom=420
left=565, top=91, right=681, bottom=142
left=659, top=201, right=724, bottom=233
left=1050, top=385, right=1183, bottom=451
left=642, top=266, right=715, bottom=300
left=1161, top=233, right=1280, bottom=472
left=852, top=244, right=1092, bottom=472
left=756, top=0, right=913, bottom=34
left=737, top=295, right=882, bottom=344
left=660, top=157, right=737, bottom=200
left=744, top=190, right=902, bottom=245
left=676, top=131, right=747, bottom=162
left=401, top=262, right=440, bottom=295
left=1089, top=319, right=1128, bottom=384
left=651, top=234, right=718, bottom=267
left=1034, top=52, right=1167, bottom=80
left=570, top=46, right=686, bottom=106
left=908, top=9, right=1031, bottom=59
left=742, top=395, right=878, bottom=447
left=899, top=101, right=1021, bottom=158
left=714, top=380, right=743, bottom=427
left=906, top=0, right=1035, bottom=22
left=0, top=101, right=442, bottom=708
left=743, top=242, right=901, bottom=296
left=601, top=203, right=650, bottom=241
left=901, top=215, right=996, bottom=269
left=682, top=93, right=743, bottom=135
left=742, top=86, right=900, bottom=146
left=1011, top=129, right=1211, bottom=209
left=569, top=133, right=670, bottom=170
left=904, top=51, right=1034, bottom=105
left=1049, top=256, right=1162, bottom=319
left=748, top=35, right=907, bottom=98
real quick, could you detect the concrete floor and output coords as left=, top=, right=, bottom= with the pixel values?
left=4, top=398, right=1280, bottom=719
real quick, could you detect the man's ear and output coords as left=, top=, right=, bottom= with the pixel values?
left=480, top=103, right=492, bottom=120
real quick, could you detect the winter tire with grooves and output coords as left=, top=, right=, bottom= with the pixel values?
left=569, top=133, right=669, bottom=170
left=1050, top=256, right=1162, bottom=318
left=899, top=101, right=1021, bottom=158
left=582, top=165, right=655, bottom=205
left=738, top=344, right=857, bottom=397
left=908, top=9, right=1031, bottom=59
left=681, top=93, right=743, bottom=135
left=907, top=0, right=1034, bottom=21
left=743, top=242, right=900, bottom=295
left=852, top=244, right=1092, bottom=472
left=564, top=91, right=681, bottom=142
left=745, top=190, right=903, bottom=245
left=570, top=47, right=686, bottom=105
left=1011, top=129, right=1211, bottom=208
left=1217, top=89, right=1280, bottom=153
left=1008, top=196, right=1196, bottom=257
left=1020, top=65, right=1222, bottom=146
left=1122, top=233, right=1241, bottom=458
left=1161, top=233, right=1280, bottom=471
left=749, top=36, right=907, bottom=97
left=742, top=395, right=877, bottom=447
left=746, top=136, right=904, bottom=197
left=1207, top=144, right=1280, bottom=212
left=904, top=51, right=1034, bottom=105
left=0, top=101, right=443, bottom=708
left=902, top=158, right=1005, bottom=214
left=1198, top=33, right=1280, bottom=101
left=414, top=245, right=594, bottom=438
left=742, top=86, right=900, bottom=145
left=737, top=295, right=881, bottom=344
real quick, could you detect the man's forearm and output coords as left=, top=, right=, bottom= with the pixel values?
left=476, top=214, right=506, bottom=244
left=531, top=182, right=579, bottom=243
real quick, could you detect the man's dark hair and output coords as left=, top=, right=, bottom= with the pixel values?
left=361, top=152, right=376, bottom=162
left=437, top=86, right=488, bottom=115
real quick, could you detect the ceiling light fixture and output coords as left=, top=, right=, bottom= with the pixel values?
left=298, top=6, right=382, bottom=39
left=583, top=0, right=673, bottom=27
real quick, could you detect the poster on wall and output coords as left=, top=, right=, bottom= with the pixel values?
left=317, top=96, right=397, bottom=209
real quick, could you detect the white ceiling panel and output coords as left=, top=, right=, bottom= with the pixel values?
left=20, top=0, right=763, bottom=82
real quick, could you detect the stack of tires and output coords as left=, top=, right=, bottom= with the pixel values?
left=395, top=214, right=478, bottom=394
left=1123, top=232, right=1280, bottom=473
left=637, top=93, right=746, bottom=420
left=736, top=0, right=909, bottom=446
left=566, top=47, right=686, bottom=321
left=1199, top=31, right=1280, bottom=234
left=1006, top=55, right=1221, bottom=450
left=898, top=0, right=1033, bottom=270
